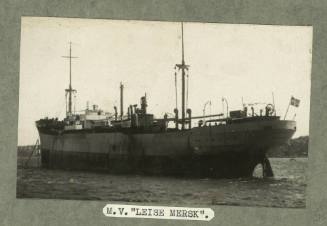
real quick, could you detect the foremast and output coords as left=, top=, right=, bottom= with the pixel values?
left=62, top=42, right=78, bottom=117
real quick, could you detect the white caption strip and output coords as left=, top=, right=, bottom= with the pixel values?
left=103, top=204, right=214, bottom=221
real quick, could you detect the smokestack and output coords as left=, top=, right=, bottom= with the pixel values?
left=174, top=108, right=179, bottom=129
left=141, top=93, right=147, bottom=114
left=120, top=82, right=124, bottom=119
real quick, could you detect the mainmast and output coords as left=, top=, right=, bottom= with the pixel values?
left=176, top=23, right=189, bottom=130
left=62, top=42, right=78, bottom=117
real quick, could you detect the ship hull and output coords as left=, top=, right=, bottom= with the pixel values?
left=37, top=119, right=296, bottom=178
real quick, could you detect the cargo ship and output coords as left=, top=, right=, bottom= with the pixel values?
left=36, top=24, right=296, bottom=178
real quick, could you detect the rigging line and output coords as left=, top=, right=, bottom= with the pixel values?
left=74, top=92, right=76, bottom=115
left=56, top=97, right=67, bottom=118
left=65, top=92, right=68, bottom=116
left=174, top=67, right=178, bottom=109
left=186, top=72, right=189, bottom=109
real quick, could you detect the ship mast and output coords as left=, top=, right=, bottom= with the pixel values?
left=62, top=42, right=78, bottom=117
left=120, top=82, right=124, bottom=119
left=176, top=23, right=189, bottom=130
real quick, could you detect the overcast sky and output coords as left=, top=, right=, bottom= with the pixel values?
left=18, top=17, right=312, bottom=145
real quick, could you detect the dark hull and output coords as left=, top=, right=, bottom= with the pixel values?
left=41, top=149, right=269, bottom=178
left=37, top=119, right=296, bottom=178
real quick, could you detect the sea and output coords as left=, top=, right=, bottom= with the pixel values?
left=16, top=156, right=307, bottom=208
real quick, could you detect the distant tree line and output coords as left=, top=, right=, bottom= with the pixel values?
left=267, top=136, right=309, bottom=158
left=17, top=145, right=40, bottom=157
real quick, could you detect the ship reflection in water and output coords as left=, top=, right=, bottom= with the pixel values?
left=17, top=158, right=306, bottom=208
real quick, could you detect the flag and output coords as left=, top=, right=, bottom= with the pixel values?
left=290, top=96, right=300, bottom=107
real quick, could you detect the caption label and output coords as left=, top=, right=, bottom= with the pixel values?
left=103, top=204, right=214, bottom=221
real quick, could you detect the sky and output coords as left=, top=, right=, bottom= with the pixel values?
left=18, top=17, right=312, bottom=145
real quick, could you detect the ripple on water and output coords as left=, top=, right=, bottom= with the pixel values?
left=16, top=158, right=307, bottom=208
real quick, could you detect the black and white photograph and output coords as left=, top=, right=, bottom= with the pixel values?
left=17, top=17, right=312, bottom=208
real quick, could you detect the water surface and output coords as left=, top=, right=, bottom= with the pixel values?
left=16, top=158, right=307, bottom=208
